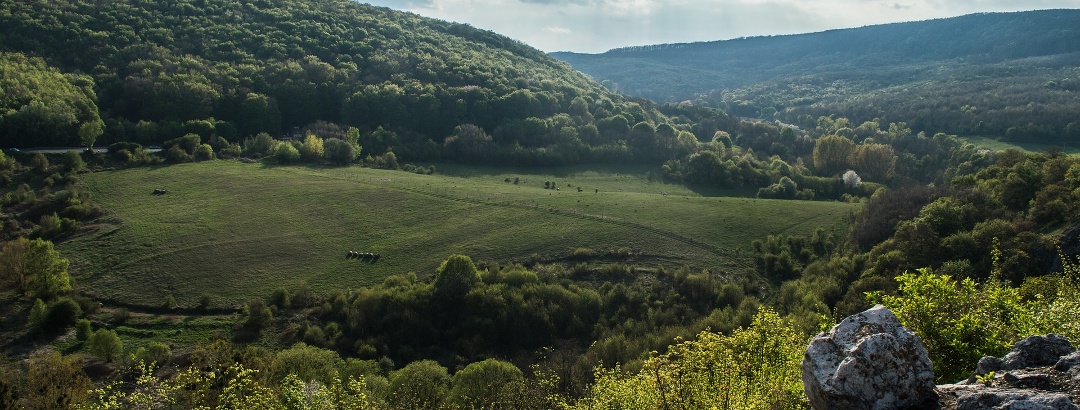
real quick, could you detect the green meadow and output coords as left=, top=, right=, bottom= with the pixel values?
left=62, top=161, right=859, bottom=308
left=960, top=135, right=1080, bottom=155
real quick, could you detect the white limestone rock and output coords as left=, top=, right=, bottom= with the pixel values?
left=802, top=304, right=937, bottom=410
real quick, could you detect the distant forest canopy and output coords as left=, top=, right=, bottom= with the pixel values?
left=0, top=0, right=718, bottom=165
left=552, top=10, right=1080, bottom=144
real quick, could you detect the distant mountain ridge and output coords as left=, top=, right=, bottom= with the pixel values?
left=551, top=10, right=1080, bottom=142
left=553, top=9, right=1080, bottom=101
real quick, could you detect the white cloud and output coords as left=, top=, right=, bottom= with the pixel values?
left=360, top=0, right=1080, bottom=52
left=544, top=26, right=573, bottom=34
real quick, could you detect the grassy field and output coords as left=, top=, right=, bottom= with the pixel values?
left=63, top=161, right=859, bottom=309
left=960, top=135, right=1080, bottom=155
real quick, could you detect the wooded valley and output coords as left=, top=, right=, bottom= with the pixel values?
left=0, top=1, right=1078, bottom=408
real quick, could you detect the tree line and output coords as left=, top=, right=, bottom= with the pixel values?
left=0, top=0, right=726, bottom=167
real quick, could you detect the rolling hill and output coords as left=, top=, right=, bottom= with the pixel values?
left=553, top=10, right=1080, bottom=144
left=62, top=161, right=857, bottom=308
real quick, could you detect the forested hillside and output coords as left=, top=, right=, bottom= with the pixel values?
left=553, top=10, right=1080, bottom=144
left=0, top=0, right=700, bottom=165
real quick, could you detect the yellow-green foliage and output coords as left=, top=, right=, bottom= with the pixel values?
left=877, top=252, right=1080, bottom=383
left=875, top=268, right=1032, bottom=383
left=1, top=238, right=72, bottom=300
left=1030, top=252, right=1080, bottom=343
left=574, top=308, right=808, bottom=410
left=79, top=362, right=373, bottom=410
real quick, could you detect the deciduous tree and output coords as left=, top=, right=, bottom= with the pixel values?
left=23, top=348, right=90, bottom=408
left=21, top=238, right=71, bottom=300
left=433, top=254, right=480, bottom=302
left=87, top=328, right=124, bottom=363
left=812, top=134, right=855, bottom=176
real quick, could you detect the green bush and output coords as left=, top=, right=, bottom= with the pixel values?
left=193, top=143, right=215, bottom=161
left=323, top=137, right=359, bottom=165
left=133, top=341, right=172, bottom=365
left=274, top=142, right=300, bottom=164
left=243, top=133, right=277, bottom=157
left=1030, top=253, right=1080, bottom=343
left=447, top=359, right=523, bottom=410
left=43, top=297, right=82, bottom=333
left=875, top=268, right=1032, bottom=383
left=86, top=328, right=124, bottom=362
left=574, top=308, right=807, bottom=410
left=28, top=298, right=47, bottom=330
left=389, top=360, right=450, bottom=410
left=74, top=319, right=91, bottom=341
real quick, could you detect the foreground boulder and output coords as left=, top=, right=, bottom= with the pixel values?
left=938, top=334, right=1080, bottom=410
left=802, top=304, right=937, bottom=409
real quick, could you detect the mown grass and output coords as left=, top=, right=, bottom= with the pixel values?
left=63, top=161, right=858, bottom=309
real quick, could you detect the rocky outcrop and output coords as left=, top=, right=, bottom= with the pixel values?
left=801, top=304, right=937, bottom=409
left=937, top=335, right=1080, bottom=410
left=937, top=385, right=1077, bottom=410
left=803, top=306, right=1080, bottom=410
left=1001, top=335, right=1075, bottom=371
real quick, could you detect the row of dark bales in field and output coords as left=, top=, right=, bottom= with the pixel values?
left=346, top=251, right=380, bottom=262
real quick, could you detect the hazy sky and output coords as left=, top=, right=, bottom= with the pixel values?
left=360, top=0, right=1080, bottom=53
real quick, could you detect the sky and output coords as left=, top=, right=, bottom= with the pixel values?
left=359, top=0, right=1080, bottom=53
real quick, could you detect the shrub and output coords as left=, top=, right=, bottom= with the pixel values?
left=75, top=319, right=91, bottom=341
left=323, top=138, right=359, bottom=165
left=272, top=342, right=343, bottom=386
left=874, top=268, right=1032, bottom=382
left=274, top=143, right=300, bottom=164
left=217, top=142, right=241, bottom=158
left=269, top=288, right=291, bottom=310
left=1030, top=253, right=1080, bottom=343
left=166, top=145, right=193, bottom=163
left=30, top=153, right=49, bottom=173
left=389, top=360, right=450, bottom=410
left=86, top=328, right=123, bottom=362
left=134, top=341, right=172, bottom=365
left=299, top=134, right=325, bottom=163
left=447, top=359, right=523, bottom=410
left=193, top=143, right=215, bottom=161
left=44, top=297, right=82, bottom=333
left=573, top=308, right=807, bottom=409
left=110, top=308, right=130, bottom=324
left=28, top=298, right=47, bottom=330
left=31, top=213, right=63, bottom=239
left=244, top=299, right=272, bottom=330
left=243, top=132, right=278, bottom=157
left=62, top=151, right=85, bottom=173
left=162, top=294, right=177, bottom=310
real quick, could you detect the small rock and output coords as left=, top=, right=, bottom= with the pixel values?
left=977, top=356, right=1005, bottom=376
left=1002, top=335, right=1075, bottom=371
left=1001, top=371, right=1062, bottom=391
left=802, top=304, right=937, bottom=410
left=1053, top=351, right=1080, bottom=374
